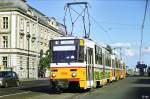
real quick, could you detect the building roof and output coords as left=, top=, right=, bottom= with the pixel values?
left=22, top=0, right=26, bottom=2
left=0, top=0, right=65, bottom=35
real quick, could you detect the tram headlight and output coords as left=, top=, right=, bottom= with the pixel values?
left=51, top=73, right=56, bottom=78
left=72, top=72, right=76, bottom=77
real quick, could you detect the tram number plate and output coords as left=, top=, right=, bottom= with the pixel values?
left=61, top=72, right=67, bottom=75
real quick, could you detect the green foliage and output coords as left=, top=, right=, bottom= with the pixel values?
left=39, top=56, right=49, bottom=69
left=39, top=50, right=51, bottom=69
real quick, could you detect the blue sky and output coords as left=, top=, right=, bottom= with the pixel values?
left=27, top=0, right=150, bottom=67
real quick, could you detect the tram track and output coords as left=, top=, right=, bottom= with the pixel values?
left=66, top=88, right=97, bottom=99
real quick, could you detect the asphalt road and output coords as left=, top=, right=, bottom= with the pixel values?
left=0, top=79, right=50, bottom=97
left=0, top=76, right=150, bottom=99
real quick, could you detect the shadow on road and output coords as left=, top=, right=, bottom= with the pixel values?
left=133, top=87, right=150, bottom=99
left=19, top=85, right=88, bottom=95
left=134, top=77, right=150, bottom=84
left=131, top=77, right=150, bottom=99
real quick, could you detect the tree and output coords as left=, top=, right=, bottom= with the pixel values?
left=39, top=49, right=51, bottom=69
left=39, top=56, right=49, bottom=69
left=39, top=50, right=51, bottom=77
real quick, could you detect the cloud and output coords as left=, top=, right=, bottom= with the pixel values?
left=111, top=42, right=138, bottom=57
left=124, top=49, right=136, bottom=57
left=111, top=42, right=131, bottom=48
left=143, top=47, right=150, bottom=54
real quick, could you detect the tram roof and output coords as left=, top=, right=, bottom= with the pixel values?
left=51, top=36, right=110, bottom=49
left=51, top=36, right=79, bottom=40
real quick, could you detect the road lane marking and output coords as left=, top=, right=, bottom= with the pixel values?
left=0, top=91, right=31, bottom=98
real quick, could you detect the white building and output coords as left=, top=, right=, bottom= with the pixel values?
left=0, top=0, right=65, bottom=79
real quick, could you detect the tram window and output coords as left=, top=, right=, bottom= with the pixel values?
left=88, top=49, right=91, bottom=63
left=102, top=54, right=105, bottom=66
left=123, top=65, right=125, bottom=69
left=98, top=48, right=102, bottom=65
left=98, top=54, right=102, bottom=65
left=105, top=53, right=108, bottom=66
left=99, top=55, right=102, bottom=65
left=107, top=59, right=109, bottom=66
left=95, top=45, right=98, bottom=64
left=95, top=45, right=102, bottom=65
left=107, top=58, right=109, bottom=66
left=119, top=63, right=121, bottom=69
left=108, top=55, right=111, bottom=66
left=78, top=46, right=84, bottom=62
left=112, top=60, right=115, bottom=68
left=91, top=49, right=94, bottom=64
left=49, top=41, right=53, bottom=62
left=95, top=54, right=98, bottom=64
left=114, top=60, right=115, bottom=68
left=116, top=61, right=119, bottom=68
left=95, top=46, right=98, bottom=64
left=89, top=48, right=93, bottom=55
left=85, top=53, right=87, bottom=62
left=87, top=48, right=93, bottom=64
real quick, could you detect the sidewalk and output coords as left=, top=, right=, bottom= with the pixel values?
left=19, top=77, right=49, bottom=82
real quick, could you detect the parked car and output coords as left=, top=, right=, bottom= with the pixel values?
left=0, top=71, right=20, bottom=88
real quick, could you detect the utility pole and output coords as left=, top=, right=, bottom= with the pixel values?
left=139, top=0, right=148, bottom=62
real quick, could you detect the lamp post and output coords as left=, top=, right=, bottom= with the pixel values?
left=26, top=33, right=31, bottom=78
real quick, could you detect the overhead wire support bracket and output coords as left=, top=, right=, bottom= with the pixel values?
left=64, top=1, right=91, bottom=38
left=67, top=2, right=88, bottom=6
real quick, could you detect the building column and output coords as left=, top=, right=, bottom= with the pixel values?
left=0, top=56, right=2, bottom=70
left=11, top=12, right=17, bottom=48
left=10, top=12, right=17, bottom=71
left=10, top=54, right=17, bottom=71
left=35, top=20, right=39, bottom=79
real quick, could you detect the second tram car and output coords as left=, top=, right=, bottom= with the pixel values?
left=49, top=36, right=126, bottom=90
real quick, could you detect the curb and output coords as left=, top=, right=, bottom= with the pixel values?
left=19, top=78, right=49, bottom=82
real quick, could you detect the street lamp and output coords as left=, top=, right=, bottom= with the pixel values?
left=26, top=33, right=31, bottom=78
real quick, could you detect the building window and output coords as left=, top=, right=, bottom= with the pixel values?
left=32, top=59, right=35, bottom=69
left=3, top=56, right=8, bottom=69
left=20, top=18, right=24, bottom=31
left=27, top=9, right=33, bottom=16
left=33, top=24, right=35, bottom=33
left=3, top=36, right=8, bottom=48
left=3, top=17, right=8, bottom=29
left=20, top=35, right=24, bottom=49
left=20, top=57, right=23, bottom=70
left=26, top=21, right=30, bottom=33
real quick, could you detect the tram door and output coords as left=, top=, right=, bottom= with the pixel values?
left=86, top=48, right=94, bottom=88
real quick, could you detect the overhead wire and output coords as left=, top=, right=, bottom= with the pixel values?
left=75, top=1, right=113, bottom=42
left=89, top=15, right=113, bottom=42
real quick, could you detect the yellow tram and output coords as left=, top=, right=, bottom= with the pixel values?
left=49, top=36, right=126, bottom=90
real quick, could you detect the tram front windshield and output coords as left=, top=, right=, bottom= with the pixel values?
left=51, top=40, right=79, bottom=63
left=53, top=50, right=77, bottom=63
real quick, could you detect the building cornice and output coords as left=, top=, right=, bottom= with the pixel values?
left=0, top=8, right=65, bottom=36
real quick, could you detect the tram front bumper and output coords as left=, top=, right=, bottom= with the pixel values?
left=50, top=78, right=84, bottom=89
left=50, top=79, right=69, bottom=89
